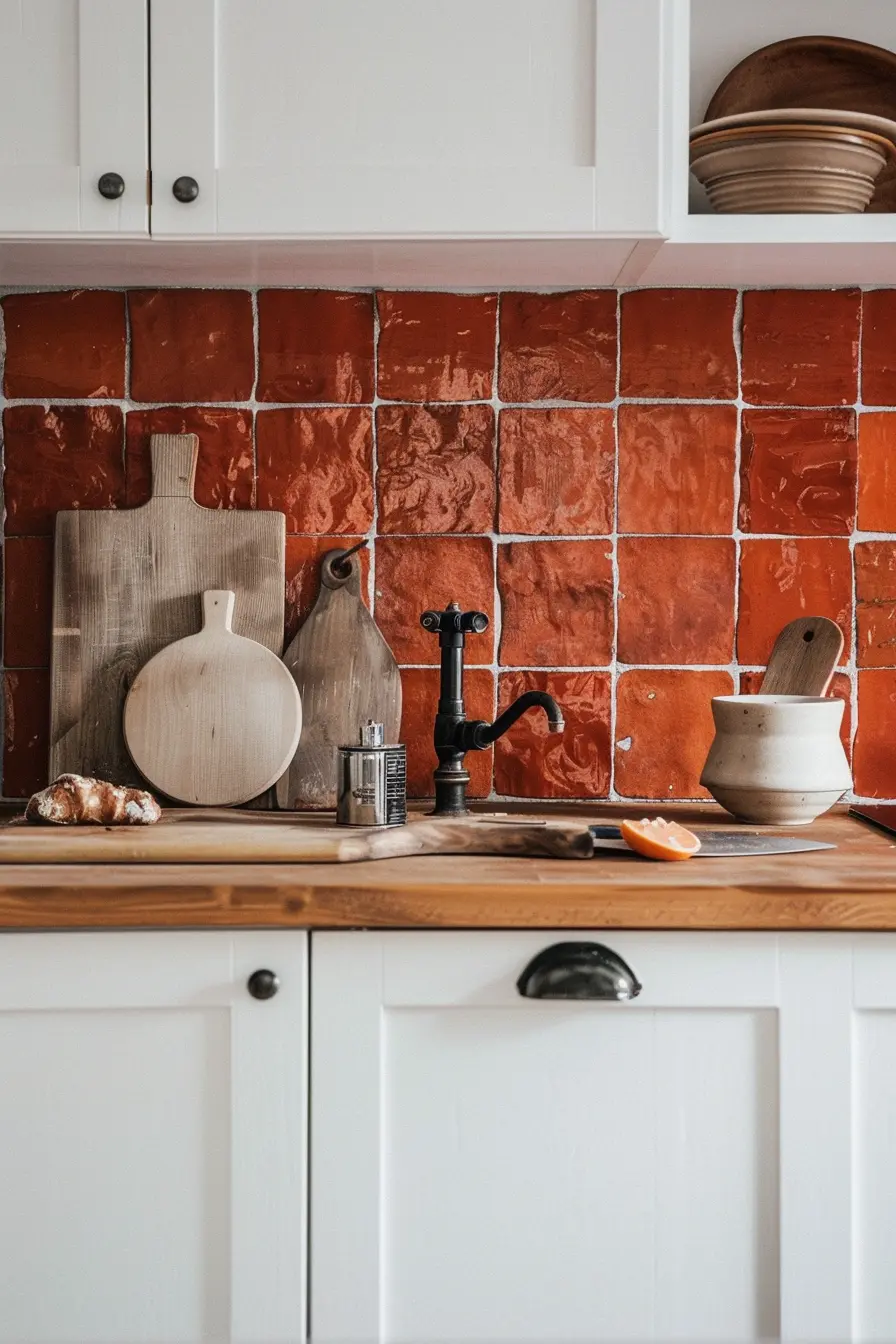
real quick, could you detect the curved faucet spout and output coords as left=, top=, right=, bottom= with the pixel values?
left=465, top=691, right=565, bottom=749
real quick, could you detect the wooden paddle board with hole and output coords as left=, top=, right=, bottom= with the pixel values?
left=759, top=616, right=844, bottom=696
left=51, top=434, right=285, bottom=788
left=277, top=547, right=401, bottom=810
left=123, top=591, right=301, bottom=807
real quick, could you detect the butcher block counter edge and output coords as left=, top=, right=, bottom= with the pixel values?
left=0, top=805, right=895, bottom=930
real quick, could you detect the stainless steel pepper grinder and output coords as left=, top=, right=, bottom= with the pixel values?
left=336, top=721, right=407, bottom=827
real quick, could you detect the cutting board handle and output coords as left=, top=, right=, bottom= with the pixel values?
left=150, top=433, right=199, bottom=499
left=202, top=590, right=236, bottom=632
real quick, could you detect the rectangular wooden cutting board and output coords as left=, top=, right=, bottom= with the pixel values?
left=0, top=811, right=596, bottom=864
left=50, top=434, right=285, bottom=786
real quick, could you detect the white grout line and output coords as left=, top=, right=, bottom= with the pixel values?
left=0, top=284, right=894, bottom=804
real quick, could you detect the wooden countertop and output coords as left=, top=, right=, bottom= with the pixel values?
left=0, top=804, right=894, bottom=930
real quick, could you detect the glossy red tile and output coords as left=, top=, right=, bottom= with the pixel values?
left=2, top=290, right=126, bottom=398
left=497, top=540, right=613, bottom=667
left=4, top=538, right=53, bottom=668
left=125, top=408, right=253, bottom=509
left=497, top=408, right=614, bottom=535
left=284, top=535, right=369, bottom=647
left=493, top=671, right=610, bottom=799
left=856, top=541, right=896, bottom=668
left=617, top=404, right=736, bottom=535
left=858, top=412, right=896, bottom=531
left=3, top=669, right=50, bottom=798
left=256, top=408, right=373, bottom=534
left=855, top=670, right=896, bottom=796
left=620, top=289, right=737, bottom=398
left=498, top=290, right=617, bottom=402
left=739, top=409, right=857, bottom=535
left=615, top=669, right=734, bottom=799
left=737, top=538, right=852, bottom=664
left=377, top=291, right=497, bottom=401
left=3, top=405, right=125, bottom=537
left=257, top=290, right=374, bottom=402
left=376, top=404, right=495, bottom=534
left=617, top=537, right=736, bottom=665
left=128, top=289, right=254, bottom=402
left=374, top=537, right=494, bottom=665
left=862, top=290, right=896, bottom=405
left=741, top=289, right=860, bottom=406
left=401, top=667, right=494, bottom=798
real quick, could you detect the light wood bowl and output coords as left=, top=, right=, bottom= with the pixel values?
left=691, top=123, right=896, bottom=158
left=690, top=128, right=888, bottom=213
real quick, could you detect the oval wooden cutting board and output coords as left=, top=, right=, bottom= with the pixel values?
left=277, top=548, right=401, bottom=810
left=124, top=590, right=302, bottom=806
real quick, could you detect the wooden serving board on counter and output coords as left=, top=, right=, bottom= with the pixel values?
left=50, top=434, right=285, bottom=788
left=0, top=810, right=594, bottom=865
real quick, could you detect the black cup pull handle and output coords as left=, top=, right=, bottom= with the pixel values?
left=247, top=968, right=279, bottom=1000
left=517, top=942, right=641, bottom=1001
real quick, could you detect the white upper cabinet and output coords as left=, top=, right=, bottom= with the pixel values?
left=149, top=0, right=666, bottom=238
left=0, top=0, right=148, bottom=235
left=0, top=931, right=307, bottom=1344
left=640, top=0, right=896, bottom=285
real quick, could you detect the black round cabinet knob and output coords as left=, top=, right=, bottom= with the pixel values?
left=97, top=172, right=125, bottom=200
left=247, top=969, right=279, bottom=1000
left=172, top=175, right=199, bottom=203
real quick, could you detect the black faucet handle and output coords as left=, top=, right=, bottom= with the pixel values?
left=421, top=603, right=489, bottom=643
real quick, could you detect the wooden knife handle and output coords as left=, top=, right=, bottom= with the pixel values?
left=361, top=819, right=594, bottom=862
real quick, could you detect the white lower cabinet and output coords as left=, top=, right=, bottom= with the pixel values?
left=310, top=931, right=896, bottom=1344
left=0, top=931, right=307, bottom=1344
left=4, top=927, right=896, bottom=1343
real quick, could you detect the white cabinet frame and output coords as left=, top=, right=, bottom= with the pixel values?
left=0, top=0, right=148, bottom=235
left=149, top=0, right=668, bottom=239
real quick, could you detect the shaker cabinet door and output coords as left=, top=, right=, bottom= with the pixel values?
left=0, top=931, right=307, bottom=1344
left=149, top=0, right=665, bottom=237
left=311, top=930, right=790, bottom=1343
left=0, top=0, right=148, bottom=234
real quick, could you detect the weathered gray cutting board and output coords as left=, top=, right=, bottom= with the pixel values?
left=276, top=547, right=401, bottom=809
left=50, top=434, right=285, bottom=787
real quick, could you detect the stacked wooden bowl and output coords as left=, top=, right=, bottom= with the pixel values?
left=690, top=108, right=896, bottom=213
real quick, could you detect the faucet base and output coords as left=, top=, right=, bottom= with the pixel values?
left=431, top=763, right=472, bottom=817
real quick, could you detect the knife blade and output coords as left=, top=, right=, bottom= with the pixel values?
left=588, top=826, right=835, bottom=858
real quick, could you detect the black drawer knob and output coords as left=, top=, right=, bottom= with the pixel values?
left=172, top=175, right=199, bottom=203
left=247, top=968, right=279, bottom=1000
left=97, top=172, right=125, bottom=200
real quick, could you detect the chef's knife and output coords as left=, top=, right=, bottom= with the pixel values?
left=588, top=825, right=834, bottom=858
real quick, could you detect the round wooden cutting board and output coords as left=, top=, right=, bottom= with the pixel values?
left=123, top=590, right=302, bottom=806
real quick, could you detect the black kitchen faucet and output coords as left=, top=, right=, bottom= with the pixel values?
left=421, top=602, right=566, bottom=816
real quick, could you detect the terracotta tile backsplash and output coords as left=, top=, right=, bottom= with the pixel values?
left=2, top=284, right=896, bottom=802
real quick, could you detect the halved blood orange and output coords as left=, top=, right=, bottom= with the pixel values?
left=620, top=817, right=701, bottom=861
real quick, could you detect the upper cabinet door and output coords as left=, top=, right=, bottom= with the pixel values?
left=0, top=0, right=147, bottom=235
left=149, top=0, right=665, bottom=237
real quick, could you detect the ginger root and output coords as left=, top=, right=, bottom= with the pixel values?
left=25, top=774, right=161, bottom=826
